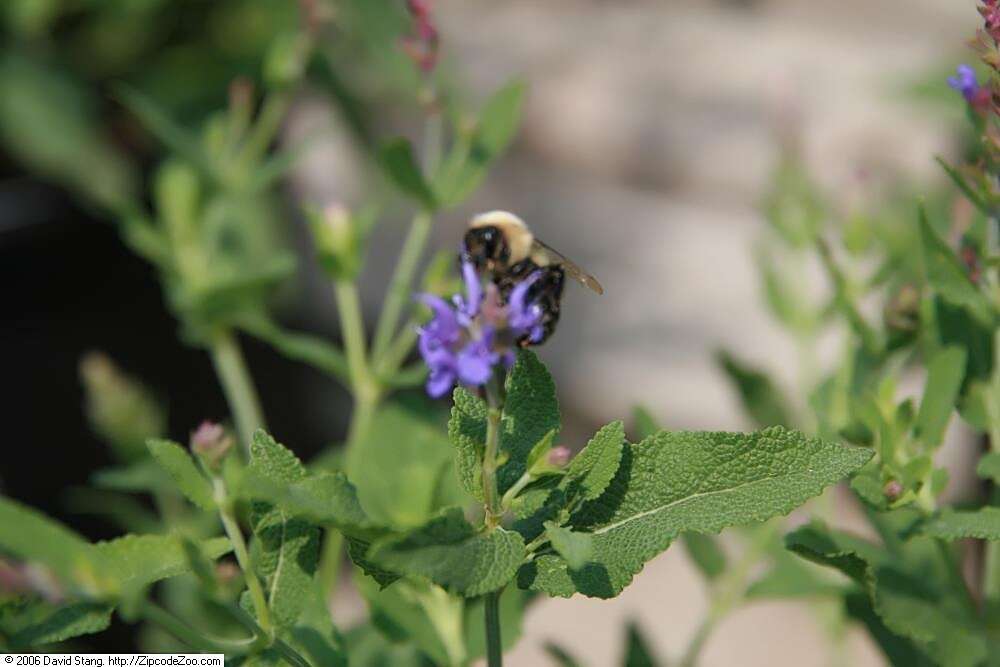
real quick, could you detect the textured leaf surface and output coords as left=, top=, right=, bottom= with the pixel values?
left=448, top=387, right=487, bottom=500
left=565, top=421, right=624, bottom=502
left=147, top=439, right=214, bottom=510
left=248, top=430, right=320, bottom=627
left=95, top=534, right=230, bottom=595
left=371, top=509, right=525, bottom=597
left=914, top=347, right=966, bottom=448
left=923, top=507, right=1000, bottom=541
left=1, top=599, right=113, bottom=648
left=786, top=521, right=986, bottom=667
left=498, top=351, right=560, bottom=493
left=519, top=427, right=871, bottom=598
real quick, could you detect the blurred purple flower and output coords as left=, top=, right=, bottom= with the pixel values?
left=416, top=259, right=546, bottom=398
left=948, top=64, right=981, bottom=102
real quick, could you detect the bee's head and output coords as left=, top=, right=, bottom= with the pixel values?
left=463, top=225, right=509, bottom=270
left=466, top=211, right=533, bottom=268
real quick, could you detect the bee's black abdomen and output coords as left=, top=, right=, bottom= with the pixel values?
left=499, top=263, right=564, bottom=346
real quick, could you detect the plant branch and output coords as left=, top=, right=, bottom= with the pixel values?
left=210, top=329, right=266, bottom=456
left=371, top=210, right=433, bottom=363
left=213, top=477, right=273, bottom=637
left=484, top=589, right=504, bottom=667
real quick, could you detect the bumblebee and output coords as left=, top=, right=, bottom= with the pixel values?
left=462, top=211, right=603, bottom=344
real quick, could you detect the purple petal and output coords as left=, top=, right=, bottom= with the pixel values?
left=416, top=293, right=460, bottom=344
left=456, top=339, right=495, bottom=386
left=461, top=259, right=482, bottom=318
left=426, top=366, right=457, bottom=398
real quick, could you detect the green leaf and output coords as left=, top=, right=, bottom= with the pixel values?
left=433, top=80, right=526, bottom=206
left=844, top=591, right=935, bottom=667
left=355, top=574, right=466, bottom=666
left=623, top=620, right=662, bottom=667
left=745, top=548, right=842, bottom=599
left=1, top=599, right=113, bottom=648
left=95, top=534, right=231, bottom=597
left=498, top=350, right=561, bottom=494
left=0, top=496, right=106, bottom=592
left=248, top=430, right=321, bottom=627
left=564, top=421, right=624, bottom=503
left=716, top=350, right=794, bottom=428
left=346, top=401, right=467, bottom=528
left=240, top=471, right=374, bottom=537
left=786, top=521, right=987, bottom=667
left=922, top=507, right=1000, bottom=541
left=913, top=347, right=967, bottom=448
left=935, top=157, right=991, bottom=217
left=543, top=643, right=584, bottom=667
left=115, top=85, right=208, bottom=174
left=631, top=405, right=660, bottom=441
left=681, top=532, right=727, bottom=582
left=379, top=137, right=436, bottom=209
left=147, top=439, right=215, bottom=510
left=976, top=452, right=1000, bottom=484
left=919, top=206, right=994, bottom=325
left=370, top=508, right=525, bottom=597
left=544, top=522, right=593, bottom=571
left=518, top=427, right=871, bottom=598
left=449, top=387, right=488, bottom=501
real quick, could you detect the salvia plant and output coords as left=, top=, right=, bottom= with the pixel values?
left=5, top=1, right=1000, bottom=666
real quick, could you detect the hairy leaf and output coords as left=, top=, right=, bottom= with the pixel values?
left=248, top=430, right=320, bottom=627
left=371, top=509, right=525, bottom=597
left=519, top=427, right=871, bottom=598
left=498, top=350, right=561, bottom=493
left=95, top=534, right=231, bottom=597
left=449, top=387, right=488, bottom=501
left=565, top=421, right=624, bottom=503
left=977, top=452, right=1000, bottom=484
left=1, top=599, right=113, bottom=648
left=922, top=507, right=1000, bottom=541
left=147, top=439, right=214, bottom=510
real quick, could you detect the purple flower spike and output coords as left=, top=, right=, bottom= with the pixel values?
left=948, top=64, right=981, bottom=102
left=415, top=249, right=554, bottom=398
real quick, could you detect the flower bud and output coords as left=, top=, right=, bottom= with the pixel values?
left=883, top=479, right=903, bottom=502
left=547, top=446, right=572, bottom=468
left=309, top=204, right=366, bottom=281
left=80, top=352, right=166, bottom=462
left=190, top=421, right=234, bottom=472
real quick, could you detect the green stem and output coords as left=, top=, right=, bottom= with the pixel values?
left=375, top=320, right=420, bottom=380
left=141, top=601, right=259, bottom=653
left=210, top=329, right=266, bottom=456
left=214, top=478, right=273, bottom=637
left=334, top=281, right=371, bottom=391
left=484, top=589, right=503, bottom=667
left=371, top=211, right=433, bottom=362
left=239, top=91, right=292, bottom=167
left=482, top=379, right=504, bottom=529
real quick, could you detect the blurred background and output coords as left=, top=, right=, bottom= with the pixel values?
left=0, top=0, right=981, bottom=664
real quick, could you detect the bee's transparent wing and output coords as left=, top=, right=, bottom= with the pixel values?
left=531, top=238, right=604, bottom=295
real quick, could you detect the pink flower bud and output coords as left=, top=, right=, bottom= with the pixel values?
left=191, top=421, right=233, bottom=470
left=883, top=479, right=903, bottom=501
left=548, top=446, right=572, bottom=468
